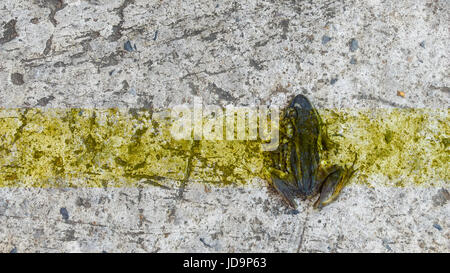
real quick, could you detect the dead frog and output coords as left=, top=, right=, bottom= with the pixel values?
left=269, top=94, right=357, bottom=209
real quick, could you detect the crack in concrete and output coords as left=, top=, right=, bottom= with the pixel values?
left=296, top=208, right=311, bottom=253
left=353, top=94, right=409, bottom=108
left=168, top=140, right=199, bottom=222
left=109, top=0, right=135, bottom=41
left=42, top=35, right=53, bottom=56
left=44, top=0, right=67, bottom=27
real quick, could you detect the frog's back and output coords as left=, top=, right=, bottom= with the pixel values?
left=289, top=95, right=321, bottom=195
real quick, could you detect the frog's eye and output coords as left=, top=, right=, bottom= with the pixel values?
left=285, top=108, right=297, bottom=119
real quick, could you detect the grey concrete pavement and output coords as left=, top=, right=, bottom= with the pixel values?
left=0, top=186, right=448, bottom=252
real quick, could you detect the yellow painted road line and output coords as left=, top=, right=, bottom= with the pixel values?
left=0, top=108, right=448, bottom=187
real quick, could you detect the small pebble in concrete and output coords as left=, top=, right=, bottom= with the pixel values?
left=75, top=197, right=91, bottom=208
left=350, top=57, right=357, bottom=64
left=349, top=38, right=359, bottom=52
left=60, top=207, right=69, bottom=221
left=419, top=41, right=425, bottom=48
left=397, top=91, right=405, bottom=98
left=287, top=209, right=299, bottom=215
left=382, top=239, right=392, bottom=251
left=432, top=188, right=450, bottom=207
left=433, top=223, right=442, bottom=231
left=124, top=40, right=135, bottom=52
left=330, top=78, right=338, bottom=85
left=153, top=30, right=158, bottom=41
left=322, top=35, right=332, bottom=45
left=10, top=247, right=17, bottom=253
left=11, top=73, right=24, bottom=85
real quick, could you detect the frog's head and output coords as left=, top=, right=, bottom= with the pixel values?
left=285, top=95, right=314, bottom=121
left=285, top=95, right=320, bottom=138
left=289, top=94, right=314, bottom=112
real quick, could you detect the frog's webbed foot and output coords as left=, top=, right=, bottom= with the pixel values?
left=270, top=169, right=299, bottom=209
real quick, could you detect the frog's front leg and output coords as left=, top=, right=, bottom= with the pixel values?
left=313, top=164, right=357, bottom=209
left=269, top=168, right=299, bottom=209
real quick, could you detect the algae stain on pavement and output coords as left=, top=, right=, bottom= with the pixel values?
left=321, top=108, right=449, bottom=187
left=0, top=108, right=447, bottom=187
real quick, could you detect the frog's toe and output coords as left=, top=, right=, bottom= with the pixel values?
left=271, top=174, right=299, bottom=209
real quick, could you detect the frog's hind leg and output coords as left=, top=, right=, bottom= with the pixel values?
left=314, top=164, right=357, bottom=209
left=270, top=170, right=299, bottom=209
left=313, top=168, right=344, bottom=209
left=314, top=154, right=358, bottom=209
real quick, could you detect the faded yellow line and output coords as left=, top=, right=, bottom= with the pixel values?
left=0, top=108, right=448, bottom=187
